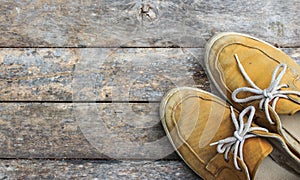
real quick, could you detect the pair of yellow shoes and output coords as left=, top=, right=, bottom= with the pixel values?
left=160, top=33, right=300, bottom=179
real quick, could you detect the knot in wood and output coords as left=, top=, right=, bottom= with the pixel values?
left=139, top=3, right=158, bottom=22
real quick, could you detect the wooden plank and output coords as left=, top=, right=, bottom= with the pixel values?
left=0, top=48, right=207, bottom=101
left=0, top=103, right=180, bottom=159
left=0, top=0, right=299, bottom=47
left=1, top=48, right=300, bottom=101
left=0, top=103, right=102, bottom=159
left=0, top=48, right=77, bottom=101
left=0, top=160, right=198, bottom=179
left=1, top=160, right=299, bottom=180
left=73, top=48, right=207, bottom=101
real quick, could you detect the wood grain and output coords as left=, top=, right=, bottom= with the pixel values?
left=0, top=48, right=77, bottom=101
left=0, top=160, right=198, bottom=179
left=0, top=48, right=208, bottom=101
left=0, top=103, right=180, bottom=160
left=1, top=48, right=299, bottom=101
left=0, top=103, right=102, bottom=159
left=1, top=1, right=299, bottom=178
left=0, top=0, right=299, bottom=48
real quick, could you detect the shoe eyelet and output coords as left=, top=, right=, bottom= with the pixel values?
left=259, top=108, right=264, bottom=112
left=285, top=84, right=290, bottom=88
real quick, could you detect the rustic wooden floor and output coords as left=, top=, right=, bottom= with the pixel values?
left=0, top=0, right=299, bottom=179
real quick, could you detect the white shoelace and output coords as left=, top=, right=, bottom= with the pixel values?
left=210, top=106, right=268, bottom=170
left=232, top=54, right=300, bottom=124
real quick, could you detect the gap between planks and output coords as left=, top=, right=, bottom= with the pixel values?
left=0, top=101, right=160, bottom=103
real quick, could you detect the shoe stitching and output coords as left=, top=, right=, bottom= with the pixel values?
left=170, top=94, right=226, bottom=164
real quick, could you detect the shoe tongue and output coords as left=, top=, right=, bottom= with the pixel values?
left=275, top=71, right=300, bottom=115
left=275, top=97, right=300, bottom=115
left=242, top=137, right=273, bottom=179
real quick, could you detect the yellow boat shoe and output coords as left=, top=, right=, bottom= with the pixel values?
left=205, top=32, right=300, bottom=175
left=160, top=87, right=298, bottom=179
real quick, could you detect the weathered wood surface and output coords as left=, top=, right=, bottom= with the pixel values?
left=1, top=0, right=299, bottom=178
left=0, top=103, right=181, bottom=160
left=0, top=48, right=76, bottom=101
left=0, top=47, right=300, bottom=177
left=0, top=48, right=207, bottom=101
left=1, top=159, right=298, bottom=179
left=0, top=0, right=299, bottom=48
left=1, top=48, right=299, bottom=101
left=0, top=160, right=198, bottom=179
left=0, top=48, right=299, bottom=159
